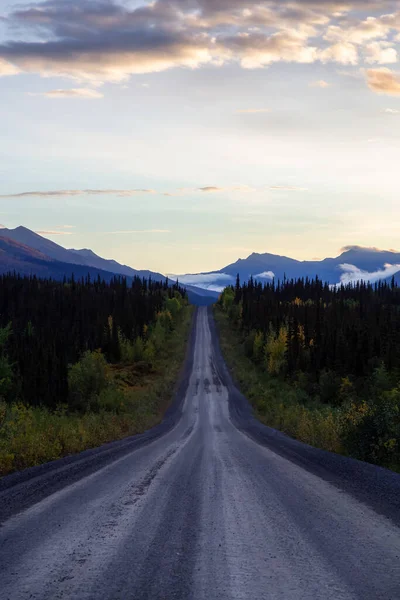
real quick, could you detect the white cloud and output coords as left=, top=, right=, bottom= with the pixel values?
left=320, top=42, right=358, bottom=65
left=338, top=263, right=400, bottom=284
left=364, top=42, right=397, bottom=64
left=30, top=88, right=104, bottom=99
left=175, top=269, right=275, bottom=290
left=310, top=79, right=331, bottom=87
left=35, top=229, right=73, bottom=235
left=176, top=272, right=234, bottom=291
left=178, top=272, right=234, bottom=283
left=196, top=185, right=255, bottom=193
left=255, top=271, right=275, bottom=279
left=105, top=229, right=170, bottom=234
left=33, top=225, right=76, bottom=236
left=225, top=30, right=319, bottom=70
left=199, top=284, right=226, bottom=292
left=0, top=58, right=20, bottom=76
left=324, top=17, right=391, bottom=45
left=268, top=185, right=308, bottom=191
left=384, top=108, right=400, bottom=114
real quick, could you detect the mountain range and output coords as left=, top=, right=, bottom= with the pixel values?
left=178, top=246, right=400, bottom=292
left=0, top=226, right=398, bottom=302
left=0, top=226, right=218, bottom=305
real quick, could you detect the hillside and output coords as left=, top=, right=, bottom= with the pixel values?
left=0, top=227, right=217, bottom=305
left=179, top=246, right=400, bottom=291
left=0, top=227, right=164, bottom=280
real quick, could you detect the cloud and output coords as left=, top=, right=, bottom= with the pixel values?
left=255, top=271, right=275, bottom=279
left=384, top=108, right=400, bottom=114
left=35, top=229, right=73, bottom=235
left=340, top=244, right=385, bottom=253
left=1, top=0, right=399, bottom=84
left=236, top=108, right=270, bottom=113
left=336, top=68, right=363, bottom=78
left=105, top=229, right=170, bottom=234
left=366, top=67, right=400, bottom=95
left=0, top=0, right=216, bottom=82
left=0, top=189, right=156, bottom=198
left=198, top=186, right=224, bottom=193
left=323, top=17, right=391, bottom=45
left=0, top=184, right=306, bottom=199
left=201, top=284, right=227, bottom=293
left=178, top=272, right=234, bottom=283
left=30, top=88, right=104, bottom=99
left=364, top=42, right=397, bottom=64
left=222, top=29, right=319, bottom=69
left=320, top=42, right=358, bottom=65
left=338, top=263, right=400, bottom=284
left=33, top=225, right=76, bottom=235
left=176, top=272, right=234, bottom=292
left=268, top=185, right=308, bottom=191
left=197, top=185, right=256, bottom=193
left=310, top=79, right=331, bottom=87
left=176, top=268, right=275, bottom=291
left=0, top=58, right=20, bottom=76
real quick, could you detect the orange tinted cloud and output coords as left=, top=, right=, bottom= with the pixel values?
left=366, top=67, right=400, bottom=95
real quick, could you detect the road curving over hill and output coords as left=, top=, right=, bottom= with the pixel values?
left=1, top=307, right=400, bottom=600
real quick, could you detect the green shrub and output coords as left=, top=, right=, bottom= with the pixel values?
left=68, top=350, right=109, bottom=411
left=341, top=388, right=400, bottom=468
left=166, top=297, right=182, bottom=320
left=133, top=337, right=145, bottom=362
left=0, top=323, right=13, bottom=400
left=244, top=331, right=256, bottom=358
left=0, top=306, right=194, bottom=476
left=319, top=369, right=341, bottom=405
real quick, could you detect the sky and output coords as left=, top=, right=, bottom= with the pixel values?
left=0, top=0, right=399, bottom=275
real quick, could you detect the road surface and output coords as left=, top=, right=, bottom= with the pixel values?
left=1, top=307, right=400, bottom=599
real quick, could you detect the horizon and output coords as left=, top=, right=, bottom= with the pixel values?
left=1, top=0, right=399, bottom=273
left=2, top=224, right=400, bottom=280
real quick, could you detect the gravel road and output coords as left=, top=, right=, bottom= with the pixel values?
left=0, top=307, right=399, bottom=600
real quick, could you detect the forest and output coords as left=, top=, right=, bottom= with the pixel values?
left=217, top=276, right=400, bottom=469
left=0, top=274, right=191, bottom=474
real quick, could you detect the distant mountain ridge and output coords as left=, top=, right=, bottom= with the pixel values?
left=223, top=247, right=400, bottom=281
left=0, top=226, right=218, bottom=305
left=178, top=246, right=400, bottom=292
left=0, top=226, right=164, bottom=280
left=1, top=226, right=398, bottom=300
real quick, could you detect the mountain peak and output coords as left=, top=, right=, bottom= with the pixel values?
left=339, top=245, right=398, bottom=256
left=70, top=248, right=98, bottom=258
left=13, top=225, right=35, bottom=234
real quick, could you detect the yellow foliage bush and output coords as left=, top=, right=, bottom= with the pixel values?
left=265, top=326, right=288, bottom=376
left=0, top=306, right=193, bottom=477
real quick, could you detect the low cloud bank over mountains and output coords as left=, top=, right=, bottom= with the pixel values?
left=0, top=226, right=398, bottom=300
left=178, top=246, right=400, bottom=292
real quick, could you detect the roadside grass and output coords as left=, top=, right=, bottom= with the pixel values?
left=0, top=306, right=194, bottom=476
left=214, top=307, right=343, bottom=455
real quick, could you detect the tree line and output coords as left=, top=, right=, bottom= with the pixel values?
left=0, top=274, right=187, bottom=410
left=219, top=276, right=400, bottom=467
